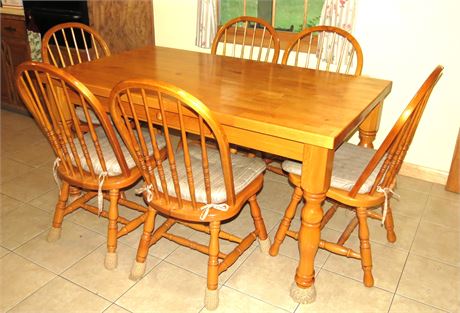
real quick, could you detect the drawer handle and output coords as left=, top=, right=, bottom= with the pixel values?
left=4, top=26, right=17, bottom=32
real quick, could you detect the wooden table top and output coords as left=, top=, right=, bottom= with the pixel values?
left=66, top=45, right=392, bottom=150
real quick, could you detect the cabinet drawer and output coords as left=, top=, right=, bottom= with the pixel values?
left=1, top=14, right=27, bottom=40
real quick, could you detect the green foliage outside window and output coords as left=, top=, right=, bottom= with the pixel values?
left=220, top=0, right=325, bottom=32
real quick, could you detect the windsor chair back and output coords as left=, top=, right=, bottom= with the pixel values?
left=281, top=25, right=363, bottom=75
left=41, top=22, right=111, bottom=68
left=211, top=16, right=280, bottom=63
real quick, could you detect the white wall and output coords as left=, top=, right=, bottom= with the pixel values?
left=153, top=0, right=460, bottom=174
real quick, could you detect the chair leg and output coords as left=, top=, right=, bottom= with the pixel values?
left=47, top=181, right=70, bottom=242
left=248, top=195, right=270, bottom=254
left=205, top=221, right=220, bottom=310
left=384, top=205, right=397, bottom=243
left=320, top=203, right=339, bottom=230
left=356, top=207, right=374, bottom=287
left=337, top=216, right=359, bottom=246
left=130, top=207, right=157, bottom=281
left=105, top=189, right=119, bottom=270
left=269, top=186, right=302, bottom=256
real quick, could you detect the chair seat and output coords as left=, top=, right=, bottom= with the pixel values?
left=154, top=145, right=266, bottom=203
left=75, top=106, right=100, bottom=124
left=282, top=143, right=382, bottom=194
left=70, top=126, right=166, bottom=176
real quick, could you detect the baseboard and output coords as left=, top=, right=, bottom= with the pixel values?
left=399, top=162, right=448, bottom=185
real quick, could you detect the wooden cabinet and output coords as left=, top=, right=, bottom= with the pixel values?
left=1, top=13, right=30, bottom=114
left=88, top=0, right=154, bottom=54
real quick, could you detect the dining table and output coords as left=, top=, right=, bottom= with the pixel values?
left=65, top=45, right=392, bottom=303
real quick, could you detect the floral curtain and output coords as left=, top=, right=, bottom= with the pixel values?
left=318, top=0, right=357, bottom=64
left=196, top=0, right=218, bottom=49
left=319, top=0, right=357, bottom=32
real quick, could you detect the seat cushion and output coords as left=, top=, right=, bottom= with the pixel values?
left=282, top=143, right=383, bottom=194
left=69, top=126, right=166, bottom=176
left=75, top=106, right=100, bottom=125
left=153, top=145, right=266, bottom=203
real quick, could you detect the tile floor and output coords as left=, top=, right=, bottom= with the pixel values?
left=1, top=110, right=459, bottom=313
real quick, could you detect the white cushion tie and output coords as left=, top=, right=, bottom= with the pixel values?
left=376, top=186, right=400, bottom=225
left=53, top=157, right=61, bottom=191
left=98, top=171, right=108, bottom=215
left=199, top=203, right=229, bottom=221
left=135, top=184, right=154, bottom=202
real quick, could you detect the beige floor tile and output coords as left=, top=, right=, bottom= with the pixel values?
left=0, top=194, right=24, bottom=215
left=0, top=246, right=10, bottom=258
left=0, top=253, right=56, bottom=312
left=430, top=183, right=460, bottom=202
left=8, top=277, right=111, bottom=313
left=397, top=254, right=460, bottom=312
left=389, top=295, right=448, bottom=313
left=366, top=213, right=420, bottom=251
left=225, top=250, right=303, bottom=311
left=396, top=175, right=433, bottom=194
left=423, top=196, right=460, bottom=230
left=322, top=234, right=408, bottom=292
left=118, top=214, right=195, bottom=259
left=264, top=170, right=291, bottom=185
left=1, top=125, right=48, bottom=154
left=116, top=261, right=206, bottom=313
left=7, top=140, right=55, bottom=168
left=258, top=177, right=297, bottom=215
left=0, top=203, right=50, bottom=250
left=219, top=203, right=282, bottom=238
left=1, top=166, right=56, bottom=202
left=28, top=187, right=59, bottom=213
left=67, top=199, right=145, bottom=236
left=295, top=269, right=393, bottom=313
left=165, top=231, right=257, bottom=285
left=392, top=187, right=429, bottom=219
left=15, top=221, right=105, bottom=274
left=411, top=221, right=460, bottom=266
left=202, top=286, right=288, bottom=313
left=103, top=304, right=132, bottom=313
left=0, top=111, right=36, bottom=133
left=268, top=219, right=333, bottom=266
left=325, top=209, right=419, bottom=251
left=62, top=244, right=161, bottom=301
left=0, top=158, right=34, bottom=184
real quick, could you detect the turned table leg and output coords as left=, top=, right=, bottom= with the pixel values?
left=291, top=145, right=333, bottom=304
left=358, top=102, right=383, bottom=148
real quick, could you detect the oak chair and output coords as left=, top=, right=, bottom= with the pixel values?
left=211, top=16, right=280, bottom=64
left=109, top=79, right=270, bottom=310
left=281, top=25, right=363, bottom=75
left=41, top=23, right=111, bottom=146
left=269, top=66, right=443, bottom=287
left=15, top=61, right=166, bottom=270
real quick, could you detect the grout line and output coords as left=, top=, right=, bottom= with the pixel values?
left=386, top=187, right=431, bottom=313
left=223, top=284, right=293, bottom=313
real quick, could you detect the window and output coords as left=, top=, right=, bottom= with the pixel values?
left=220, top=0, right=326, bottom=33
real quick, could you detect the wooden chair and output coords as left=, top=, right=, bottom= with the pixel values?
left=109, top=79, right=270, bottom=310
left=269, top=66, right=443, bottom=287
left=41, top=23, right=111, bottom=136
left=15, top=61, right=166, bottom=270
left=211, top=16, right=280, bottom=64
left=281, top=25, right=363, bottom=75
left=41, top=22, right=111, bottom=68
